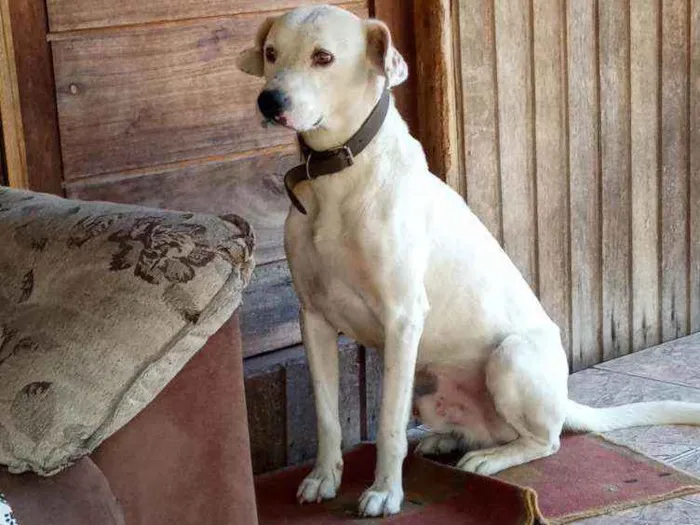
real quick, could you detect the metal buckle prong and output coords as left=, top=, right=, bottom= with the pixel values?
left=342, top=145, right=354, bottom=166
left=305, top=151, right=313, bottom=180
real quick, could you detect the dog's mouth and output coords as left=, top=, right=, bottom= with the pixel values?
left=261, top=115, right=324, bottom=131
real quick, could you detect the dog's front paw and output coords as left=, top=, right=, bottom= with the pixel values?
left=297, top=462, right=343, bottom=504
left=358, top=482, right=404, bottom=517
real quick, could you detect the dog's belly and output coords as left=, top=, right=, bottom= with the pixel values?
left=413, top=364, right=517, bottom=447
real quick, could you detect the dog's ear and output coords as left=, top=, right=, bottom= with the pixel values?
left=366, top=20, right=408, bottom=88
left=236, top=17, right=276, bottom=77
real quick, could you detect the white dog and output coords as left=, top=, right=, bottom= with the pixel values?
left=238, top=5, right=700, bottom=517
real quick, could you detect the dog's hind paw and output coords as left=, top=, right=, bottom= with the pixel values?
left=358, top=483, right=403, bottom=517
left=415, top=433, right=462, bottom=456
left=297, top=463, right=342, bottom=504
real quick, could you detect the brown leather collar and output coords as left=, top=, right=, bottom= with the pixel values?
left=284, top=87, right=391, bottom=215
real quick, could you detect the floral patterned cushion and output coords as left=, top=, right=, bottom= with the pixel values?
left=0, top=187, right=255, bottom=475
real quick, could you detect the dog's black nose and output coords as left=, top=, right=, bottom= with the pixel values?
left=257, top=90, right=289, bottom=119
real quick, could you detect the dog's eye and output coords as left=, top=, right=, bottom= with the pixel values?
left=265, top=46, right=277, bottom=64
left=312, top=50, right=334, bottom=67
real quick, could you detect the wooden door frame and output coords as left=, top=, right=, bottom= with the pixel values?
left=0, top=0, right=28, bottom=189
left=373, top=0, right=461, bottom=188
left=0, top=0, right=62, bottom=194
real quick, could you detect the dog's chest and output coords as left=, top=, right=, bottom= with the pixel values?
left=298, top=223, right=385, bottom=349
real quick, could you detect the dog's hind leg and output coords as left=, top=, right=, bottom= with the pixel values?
left=456, top=330, right=569, bottom=475
left=296, top=309, right=344, bottom=503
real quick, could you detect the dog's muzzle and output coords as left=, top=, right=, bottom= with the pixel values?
left=257, top=89, right=289, bottom=119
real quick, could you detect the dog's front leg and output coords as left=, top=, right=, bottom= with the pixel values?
left=359, top=307, right=425, bottom=517
left=296, top=308, right=343, bottom=504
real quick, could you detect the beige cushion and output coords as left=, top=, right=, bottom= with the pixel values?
left=0, top=187, right=254, bottom=475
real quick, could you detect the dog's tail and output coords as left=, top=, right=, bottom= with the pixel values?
left=564, top=399, right=700, bottom=433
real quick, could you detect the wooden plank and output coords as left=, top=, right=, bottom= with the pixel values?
left=47, top=0, right=357, bottom=32
left=0, top=0, right=28, bottom=189
left=494, top=0, right=537, bottom=290
left=457, top=0, right=502, bottom=241
left=630, top=0, right=661, bottom=351
left=8, top=2, right=63, bottom=194
left=413, top=0, right=460, bottom=183
left=660, top=0, right=689, bottom=342
left=373, top=0, right=419, bottom=137
left=240, top=260, right=301, bottom=357
left=0, top=0, right=64, bottom=194
left=567, top=0, right=602, bottom=370
left=244, top=367, right=286, bottom=474
left=532, top=0, right=570, bottom=359
left=66, top=148, right=296, bottom=265
left=599, top=0, right=631, bottom=360
left=691, top=0, right=700, bottom=334
left=52, top=6, right=367, bottom=179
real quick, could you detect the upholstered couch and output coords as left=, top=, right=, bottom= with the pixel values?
left=0, top=187, right=258, bottom=524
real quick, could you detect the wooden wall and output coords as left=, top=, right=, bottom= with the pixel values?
left=454, top=0, right=700, bottom=371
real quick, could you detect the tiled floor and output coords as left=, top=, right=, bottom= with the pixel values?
left=569, top=333, right=700, bottom=524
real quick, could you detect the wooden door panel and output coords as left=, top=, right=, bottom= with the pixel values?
left=47, top=0, right=356, bottom=33
left=52, top=4, right=367, bottom=179
left=66, top=147, right=296, bottom=265
left=52, top=14, right=294, bottom=179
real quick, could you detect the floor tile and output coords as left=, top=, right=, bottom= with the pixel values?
left=596, top=335, right=700, bottom=389
left=575, top=494, right=700, bottom=524
left=568, top=368, right=700, bottom=407
left=671, top=449, right=700, bottom=477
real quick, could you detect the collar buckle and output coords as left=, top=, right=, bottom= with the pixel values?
left=339, top=145, right=354, bottom=167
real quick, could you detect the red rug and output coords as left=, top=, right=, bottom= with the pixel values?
left=254, top=434, right=700, bottom=524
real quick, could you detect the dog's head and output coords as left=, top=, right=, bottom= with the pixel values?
left=236, top=5, right=407, bottom=133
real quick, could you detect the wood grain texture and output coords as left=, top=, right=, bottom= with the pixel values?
left=413, top=0, right=459, bottom=183
left=690, top=0, right=700, bottom=334
left=457, top=0, right=501, bottom=241
left=244, top=367, right=286, bottom=474
left=66, top=148, right=296, bottom=265
left=0, top=0, right=27, bottom=189
left=373, top=0, right=419, bottom=137
left=52, top=6, right=366, bottom=179
left=599, top=0, right=631, bottom=360
left=660, top=0, right=689, bottom=342
left=244, top=341, right=363, bottom=473
left=532, top=0, right=570, bottom=358
left=494, top=0, right=537, bottom=291
left=240, top=260, right=301, bottom=357
left=630, top=0, right=661, bottom=351
left=7, top=1, right=64, bottom=195
left=47, top=0, right=354, bottom=32
left=567, top=0, right=602, bottom=369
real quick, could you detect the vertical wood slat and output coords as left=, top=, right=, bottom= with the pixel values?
left=630, top=0, right=661, bottom=351
left=690, top=0, right=700, bottom=334
left=0, top=0, right=63, bottom=194
left=0, top=0, right=28, bottom=189
left=660, top=0, right=690, bottom=342
left=567, top=0, right=602, bottom=369
left=413, top=0, right=460, bottom=184
left=457, top=0, right=502, bottom=242
left=494, top=0, right=538, bottom=291
left=451, top=0, right=696, bottom=368
left=532, top=0, right=571, bottom=358
left=599, top=0, right=632, bottom=360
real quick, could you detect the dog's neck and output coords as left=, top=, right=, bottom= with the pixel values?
left=300, top=76, right=387, bottom=152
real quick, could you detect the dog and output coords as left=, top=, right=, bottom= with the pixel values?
left=238, top=5, right=700, bottom=517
